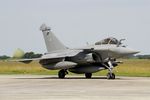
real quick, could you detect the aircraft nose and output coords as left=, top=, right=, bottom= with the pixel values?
left=126, top=49, right=140, bottom=54
left=122, top=48, right=140, bottom=55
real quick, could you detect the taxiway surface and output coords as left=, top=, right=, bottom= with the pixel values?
left=0, top=75, right=150, bottom=100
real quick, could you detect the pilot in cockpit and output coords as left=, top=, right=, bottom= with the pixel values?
left=95, top=37, right=119, bottom=45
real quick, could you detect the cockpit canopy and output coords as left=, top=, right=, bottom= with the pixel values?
left=95, top=37, right=120, bottom=45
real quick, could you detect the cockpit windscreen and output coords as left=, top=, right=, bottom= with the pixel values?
left=95, top=37, right=119, bottom=45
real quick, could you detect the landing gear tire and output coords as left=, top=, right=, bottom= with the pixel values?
left=107, top=73, right=115, bottom=79
left=85, top=73, right=92, bottom=78
left=58, top=69, right=66, bottom=79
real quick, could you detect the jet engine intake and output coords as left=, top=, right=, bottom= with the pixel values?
left=92, top=53, right=102, bottom=62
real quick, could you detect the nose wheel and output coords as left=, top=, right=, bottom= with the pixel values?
left=107, top=73, right=115, bottom=79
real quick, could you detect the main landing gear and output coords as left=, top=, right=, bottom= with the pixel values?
left=58, top=69, right=68, bottom=78
left=85, top=73, right=92, bottom=78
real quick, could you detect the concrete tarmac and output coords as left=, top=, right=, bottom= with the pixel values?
left=0, top=75, right=150, bottom=100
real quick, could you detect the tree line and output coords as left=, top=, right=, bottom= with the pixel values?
left=0, top=52, right=42, bottom=60
left=134, top=55, right=150, bottom=59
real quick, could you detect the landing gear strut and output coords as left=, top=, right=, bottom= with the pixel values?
left=58, top=69, right=68, bottom=79
left=85, top=73, right=92, bottom=78
left=104, top=60, right=116, bottom=79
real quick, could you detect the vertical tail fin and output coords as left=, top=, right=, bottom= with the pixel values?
left=40, top=24, right=67, bottom=53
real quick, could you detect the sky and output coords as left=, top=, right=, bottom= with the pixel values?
left=0, top=0, right=150, bottom=56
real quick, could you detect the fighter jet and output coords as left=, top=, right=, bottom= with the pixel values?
left=17, top=24, right=139, bottom=79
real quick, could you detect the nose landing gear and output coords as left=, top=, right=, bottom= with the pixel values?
left=104, top=60, right=116, bottom=79
left=107, top=72, right=115, bottom=79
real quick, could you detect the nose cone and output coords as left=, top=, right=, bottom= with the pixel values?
left=108, top=45, right=140, bottom=58
left=125, top=49, right=140, bottom=55
left=119, top=47, right=140, bottom=55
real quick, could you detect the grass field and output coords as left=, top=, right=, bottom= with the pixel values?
left=0, top=59, right=150, bottom=77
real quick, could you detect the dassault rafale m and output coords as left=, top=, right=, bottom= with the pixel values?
left=17, top=24, right=139, bottom=79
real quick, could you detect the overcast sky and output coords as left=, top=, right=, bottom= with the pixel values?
left=0, top=0, right=150, bottom=56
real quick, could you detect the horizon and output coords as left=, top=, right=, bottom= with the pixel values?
left=0, top=0, right=150, bottom=56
